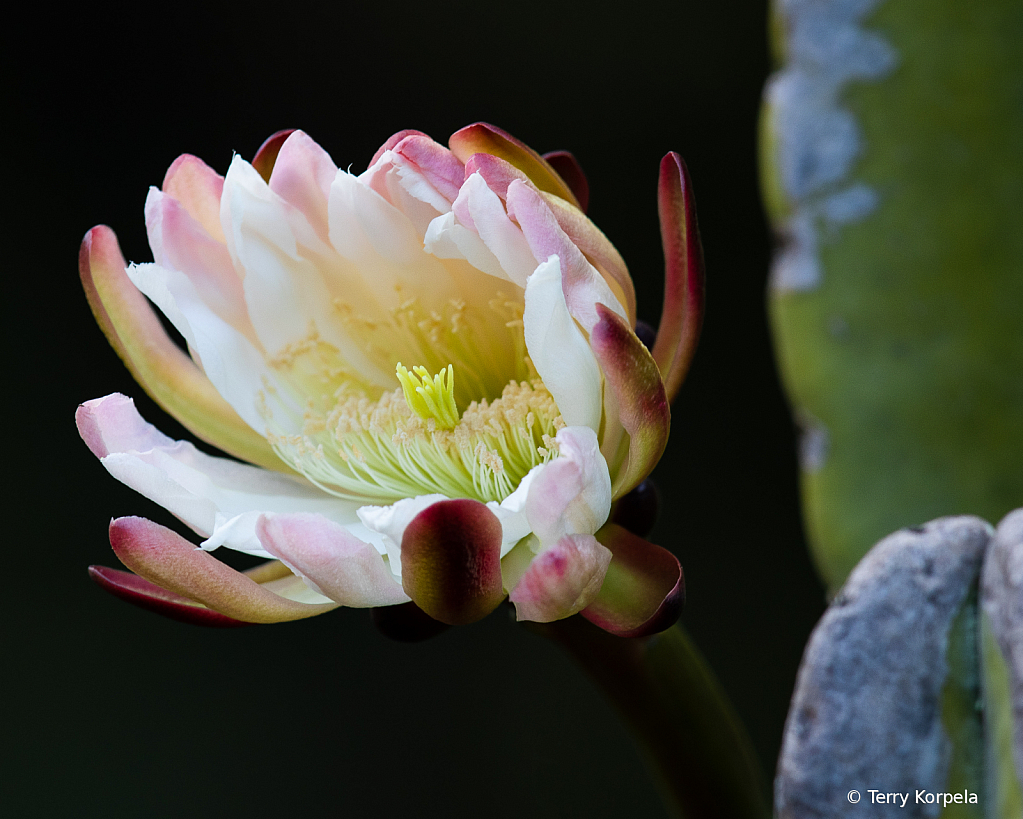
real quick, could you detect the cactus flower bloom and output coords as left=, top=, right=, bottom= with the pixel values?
left=78, top=124, right=702, bottom=635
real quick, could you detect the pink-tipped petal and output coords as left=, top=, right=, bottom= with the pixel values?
left=161, top=154, right=226, bottom=243
left=540, top=192, right=636, bottom=325
left=463, top=153, right=530, bottom=201
left=88, top=565, right=251, bottom=628
left=509, top=534, right=612, bottom=623
left=525, top=426, right=612, bottom=543
left=591, top=303, right=670, bottom=499
left=542, top=150, right=590, bottom=213
left=256, top=513, right=409, bottom=608
left=400, top=499, right=505, bottom=625
left=392, top=135, right=466, bottom=204
left=370, top=129, right=431, bottom=168
left=79, top=228, right=286, bottom=473
left=109, top=517, right=338, bottom=623
left=506, top=180, right=626, bottom=332
left=448, top=123, right=582, bottom=209
left=651, top=153, right=705, bottom=402
left=581, top=523, right=684, bottom=638
left=267, top=130, right=337, bottom=241
left=251, top=129, right=296, bottom=183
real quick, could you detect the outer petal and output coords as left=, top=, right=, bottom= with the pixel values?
left=651, top=153, right=705, bottom=402
left=542, top=150, right=590, bottom=213
left=79, top=227, right=286, bottom=472
left=591, top=303, right=670, bottom=498
left=400, top=499, right=505, bottom=625
left=161, top=154, right=226, bottom=243
left=88, top=565, right=251, bottom=627
left=77, top=394, right=361, bottom=555
left=525, top=426, right=612, bottom=544
left=267, top=130, right=337, bottom=242
left=357, top=494, right=448, bottom=579
left=540, top=192, right=636, bottom=326
left=256, top=513, right=409, bottom=607
left=448, top=123, right=582, bottom=209
left=507, top=179, right=626, bottom=332
left=523, top=256, right=603, bottom=433
left=509, top=534, right=612, bottom=622
left=107, top=517, right=338, bottom=623
left=580, top=523, right=685, bottom=638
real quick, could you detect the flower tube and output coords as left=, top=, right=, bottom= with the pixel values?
left=79, top=124, right=702, bottom=635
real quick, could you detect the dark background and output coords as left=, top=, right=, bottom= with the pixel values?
left=9, top=2, right=826, bottom=816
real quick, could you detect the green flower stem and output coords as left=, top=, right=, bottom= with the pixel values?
left=530, top=617, right=769, bottom=819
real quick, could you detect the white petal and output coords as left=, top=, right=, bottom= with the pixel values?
left=523, top=256, right=603, bottom=433
left=126, top=261, right=272, bottom=433
left=356, top=494, right=448, bottom=579
left=524, top=426, right=612, bottom=545
left=486, top=465, right=541, bottom=556
left=458, top=172, right=536, bottom=288
left=78, top=394, right=361, bottom=556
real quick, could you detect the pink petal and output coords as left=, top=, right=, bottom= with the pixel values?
left=108, top=517, right=338, bottom=623
left=400, top=499, right=505, bottom=625
left=462, top=153, right=530, bottom=201
left=392, top=134, right=466, bottom=204
left=161, top=154, right=226, bottom=244
left=145, top=189, right=255, bottom=339
left=590, top=303, right=670, bottom=498
left=525, top=427, right=612, bottom=542
left=506, top=179, right=626, bottom=332
left=540, top=192, right=636, bottom=326
left=78, top=228, right=284, bottom=472
left=369, top=128, right=429, bottom=168
left=581, top=523, right=684, bottom=638
left=509, top=534, right=612, bottom=622
left=448, top=123, right=581, bottom=209
left=251, top=129, right=296, bottom=182
left=88, top=565, right=251, bottom=628
left=651, top=153, right=705, bottom=403
left=542, top=150, right=590, bottom=213
left=267, top=130, right=337, bottom=241
left=256, top=513, right=409, bottom=607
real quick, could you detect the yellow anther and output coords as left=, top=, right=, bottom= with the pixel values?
left=396, top=363, right=460, bottom=430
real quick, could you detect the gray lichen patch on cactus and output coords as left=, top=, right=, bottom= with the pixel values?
left=762, top=0, right=897, bottom=292
left=775, top=516, right=991, bottom=818
left=982, top=509, right=1023, bottom=796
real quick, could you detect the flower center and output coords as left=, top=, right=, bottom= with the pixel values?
left=260, top=296, right=565, bottom=504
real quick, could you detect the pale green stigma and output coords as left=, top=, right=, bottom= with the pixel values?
left=396, top=363, right=460, bottom=430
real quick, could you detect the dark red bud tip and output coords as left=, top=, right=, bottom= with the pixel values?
left=542, top=150, right=590, bottom=213
left=252, top=130, right=297, bottom=182
left=610, top=478, right=661, bottom=538
left=88, top=565, right=252, bottom=628
left=371, top=601, right=451, bottom=642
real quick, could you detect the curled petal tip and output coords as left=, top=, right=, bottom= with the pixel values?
left=582, top=524, right=685, bottom=638
left=88, top=565, right=251, bottom=628
left=400, top=499, right=505, bottom=625
left=651, top=152, right=705, bottom=403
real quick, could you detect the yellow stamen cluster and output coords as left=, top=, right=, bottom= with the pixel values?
left=268, top=375, right=565, bottom=504
left=395, top=363, right=459, bottom=430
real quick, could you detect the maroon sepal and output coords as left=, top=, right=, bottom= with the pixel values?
left=88, top=565, right=250, bottom=628
left=581, top=524, right=684, bottom=638
left=400, top=499, right=505, bottom=626
left=371, top=601, right=451, bottom=642
left=651, top=153, right=705, bottom=403
left=252, top=130, right=297, bottom=182
left=542, top=150, right=590, bottom=213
